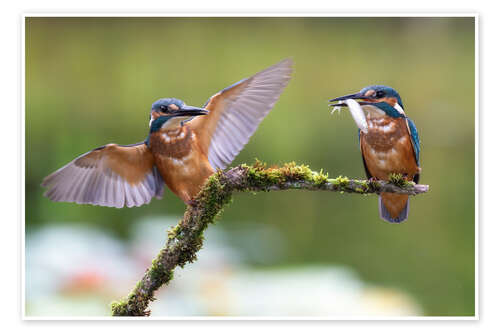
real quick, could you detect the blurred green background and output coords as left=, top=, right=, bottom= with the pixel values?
left=25, top=17, right=475, bottom=316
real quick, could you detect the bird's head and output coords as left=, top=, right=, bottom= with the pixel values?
left=329, top=85, right=405, bottom=118
left=149, top=98, right=208, bottom=132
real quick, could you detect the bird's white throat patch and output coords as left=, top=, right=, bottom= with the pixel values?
left=394, top=103, right=405, bottom=115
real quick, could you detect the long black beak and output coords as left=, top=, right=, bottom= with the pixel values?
left=329, top=92, right=373, bottom=107
left=329, top=92, right=365, bottom=102
left=171, top=105, right=209, bottom=117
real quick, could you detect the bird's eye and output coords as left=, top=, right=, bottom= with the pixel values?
left=160, top=105, right=167, bottom=112
left=375, top=91, right=385, bottom=98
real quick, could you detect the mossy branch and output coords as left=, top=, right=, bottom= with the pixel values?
left=110, top=161, right=429, bottom=316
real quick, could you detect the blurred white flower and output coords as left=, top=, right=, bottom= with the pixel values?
left=26, top=224, right=138, bottom=315
left=25, top=219, right=422, bottom=317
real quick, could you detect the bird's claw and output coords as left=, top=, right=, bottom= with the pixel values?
left=186, top=199, right=199, bottom=207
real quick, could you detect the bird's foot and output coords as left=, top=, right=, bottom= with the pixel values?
left=186, top=199, right=199, bottom=207
left=367, top=177, right=381, bottom=190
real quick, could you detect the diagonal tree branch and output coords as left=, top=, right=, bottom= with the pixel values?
left=110, top=161, right=429, bottom=316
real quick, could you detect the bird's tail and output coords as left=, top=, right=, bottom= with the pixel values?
left=379, top=193, right=409, bottom=223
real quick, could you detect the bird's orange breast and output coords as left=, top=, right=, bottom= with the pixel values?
left=360, top=115, right=419, bottom=220
left=149, top=126, right=215, bottom=203
left=360, top=116, right=419, bottom=181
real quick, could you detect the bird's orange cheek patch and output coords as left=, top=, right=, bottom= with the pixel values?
left=384, top=97, right=397, bottom=106
left=371, top=97, right=397, bottom=106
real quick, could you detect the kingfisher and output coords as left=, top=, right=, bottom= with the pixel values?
left=42, top=59, right=293, bottom=207
left=329, top=85, right=421, bottom=223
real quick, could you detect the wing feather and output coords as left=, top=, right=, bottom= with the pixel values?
left=42, top=142, right=164, bottom=208
left=358, top=131, right=374, bottom=179
left=405, top=117, right=421, bottom=183
left=189, top=58, right=293, bottom=170
left=405, top=117, right=420, bottom=166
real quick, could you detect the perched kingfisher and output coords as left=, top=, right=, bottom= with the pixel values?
left=42, top=59, right=293, bottom=207
left=329, top=85, right=421, bottom=223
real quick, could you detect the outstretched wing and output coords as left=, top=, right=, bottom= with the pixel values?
left=189, top=58, right=293, bottom=170
left=42, top=143, right=164, bottom=208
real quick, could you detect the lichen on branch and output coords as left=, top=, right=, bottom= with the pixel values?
left=110, top=161, right=429, bottom=316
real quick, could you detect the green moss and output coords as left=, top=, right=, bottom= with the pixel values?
left=197, top=172, right=233, bottom=226
left=168, top=224, right=181, bottom=239
left=312, top=169, right=329, bottom=185
left=243, top=160, right=286, bottom=188
left=329, top=175, right=350, bottom=187
left=242, top=160, right=329, bottom=189
left=148, top=258, right=170, bottom=285
left=351, top=179, right=369, bottom=193
left=112, top=161, right=427, bottom=316
left=333, top=175, right=350, bottom=184
left=388, top=173, right=413, bottom=188
left=110, top=299, right=128, bottom=316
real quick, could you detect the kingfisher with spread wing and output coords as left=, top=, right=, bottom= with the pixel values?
left=329, top=85, right=421, bottom=223
left=42, top=59, right=293, bottom=207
